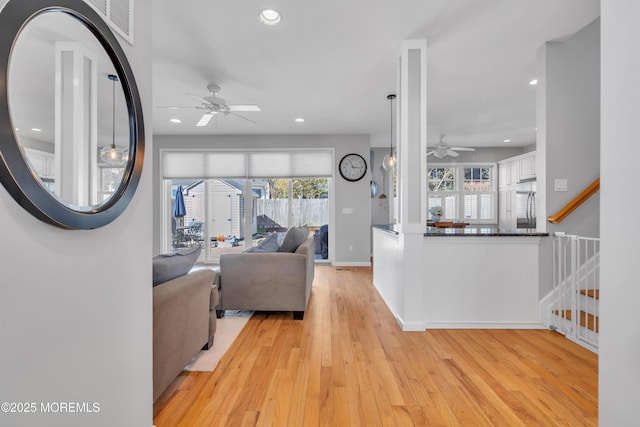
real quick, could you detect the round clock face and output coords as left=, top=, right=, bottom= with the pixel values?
left=339, top=153, right=367, bottom=182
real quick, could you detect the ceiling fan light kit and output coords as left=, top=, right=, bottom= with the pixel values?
left=382, top=94, right=396, bottom=171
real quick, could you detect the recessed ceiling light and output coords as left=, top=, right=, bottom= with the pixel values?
left=529, top=79, right=538, bottom=85
left=31, top=128, right=42, bottom=132
left=170, top=118, right=182, bottom=124
left=503, top=139, right=511, bottom=143
left=258, top=9, right=282, bottom=26
left=294, top=117, right=305, bottom=123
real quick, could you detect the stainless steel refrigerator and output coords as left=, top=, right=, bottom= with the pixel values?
left=515, top=180, right=536, bottom=229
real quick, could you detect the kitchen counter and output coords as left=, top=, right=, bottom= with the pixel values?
left=373, top=224, right=549, bottom=237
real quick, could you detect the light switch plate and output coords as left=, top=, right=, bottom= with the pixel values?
left=554, top=179, right=568, bottom=192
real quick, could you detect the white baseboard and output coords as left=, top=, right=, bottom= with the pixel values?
left=395, top=315, right=427, bottom=331
left=424, top=321, right=547, bottom=329
left=332, top=261, right=372, bottom=267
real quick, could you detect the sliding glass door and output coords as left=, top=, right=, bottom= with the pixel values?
left=257, top=178, right=329, bottom=262
left=165, top=177, right=330, bottom=263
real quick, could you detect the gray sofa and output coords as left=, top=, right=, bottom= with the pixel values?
left=219, top=236, right=315, bottom=319
left=153, top=268, right=219, bottom=402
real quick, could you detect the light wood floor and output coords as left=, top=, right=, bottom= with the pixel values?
left=153, top=265, right=598, bottom=426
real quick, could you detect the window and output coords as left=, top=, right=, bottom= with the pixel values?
left=427, top=163, right=497, bottom=223
left=98, top=166, right=124, bottom=202
left=162, top=149, right=333, bottom=263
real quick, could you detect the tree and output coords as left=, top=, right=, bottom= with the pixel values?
left=268, top=178, right=328, bottom=199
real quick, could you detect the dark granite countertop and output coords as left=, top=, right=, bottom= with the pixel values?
left=373, top=224, right=549, bottom=237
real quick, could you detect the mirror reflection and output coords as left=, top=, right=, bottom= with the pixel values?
left=8, top=10, right=130, bottom=211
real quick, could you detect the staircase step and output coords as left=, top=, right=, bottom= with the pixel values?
left=553, top=309, right=599, bottom=333
left=579, top=289, right=600, bottom=299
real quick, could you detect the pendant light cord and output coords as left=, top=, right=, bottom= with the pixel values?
left=109, top=74, right=118, bottom=149
left=387, top=94, right=396, bottom=157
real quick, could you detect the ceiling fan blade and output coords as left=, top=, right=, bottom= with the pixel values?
left=187, top=93, right=211, bottom=103
left=426, top=150, right=435, bottom=156
left=157, top=106, right=199, bottom=109
left=228, top=112, right=256, bottom=125
left=446, top=150, right=460, bottom=157
left=450, top=147, right=475, bottom=151
left=228, top=104, right=261, bottom=112
left=196, top=112, right=215, bottom=127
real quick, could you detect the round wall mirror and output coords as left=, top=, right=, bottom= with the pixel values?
left=0, top=0, right=144, bottom=229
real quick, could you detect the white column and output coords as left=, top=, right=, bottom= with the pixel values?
left=54, top=41, right=97, bottom=206
left=396, top=39, right=427, bottom=331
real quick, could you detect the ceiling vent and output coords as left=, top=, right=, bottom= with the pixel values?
left=86, top=0, right=134, bottom=45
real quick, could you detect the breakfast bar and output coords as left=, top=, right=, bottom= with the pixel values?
left=372, top=224, right=549, bottom=330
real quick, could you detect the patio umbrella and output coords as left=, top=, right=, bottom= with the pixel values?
left=173, top=185, right=186, bottom=226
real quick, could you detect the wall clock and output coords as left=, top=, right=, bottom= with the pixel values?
left=339, top=153, right=367, bottom=182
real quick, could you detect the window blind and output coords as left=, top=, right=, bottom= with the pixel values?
left=162, top=150, right=333, bottom=179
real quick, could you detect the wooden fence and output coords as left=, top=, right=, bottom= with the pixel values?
left=256, top=199, right=329, bottom=230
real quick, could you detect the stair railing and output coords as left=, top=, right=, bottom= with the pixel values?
left=547, top=178, right=600, bottom=224
left=549, top=233, right=600, bottom=353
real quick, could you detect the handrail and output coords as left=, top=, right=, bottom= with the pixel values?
left=547, top=178, right=599, bottom=224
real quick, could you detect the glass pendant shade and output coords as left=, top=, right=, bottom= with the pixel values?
left=100, top=73, right=127, bottom=166
left=100, top=143, right=128, bottom=165
left=382, top=153, right=396, bottom=171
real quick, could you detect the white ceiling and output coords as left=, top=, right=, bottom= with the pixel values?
left=152, top=0, right=600, bottom=148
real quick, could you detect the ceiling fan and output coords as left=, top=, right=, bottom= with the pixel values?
left=427, top=135, right=475, bottom=158
left=158, top=84, right=261, bottom=127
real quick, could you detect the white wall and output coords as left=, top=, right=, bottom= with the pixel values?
left=0, top=1, right=153, bottom=425
left=600, top=2, right=640, bottom=424
left=154, top=134, right=372, bottom=265
left=538, top=18, right=601, bottom=239
left=536, top=18, right=600, bottom=299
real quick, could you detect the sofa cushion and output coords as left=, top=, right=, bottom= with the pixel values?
left=152, top=246, right=202, bottom=286
left=279, top=225, right=309, bottom=253
left=244, top=232, right=280, bottom=253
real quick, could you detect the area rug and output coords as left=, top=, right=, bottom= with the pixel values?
left=183, top=310, right=253, bottom=372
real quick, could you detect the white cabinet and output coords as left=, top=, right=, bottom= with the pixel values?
left=519, top=153, right=536, bottom=181
left=498, top=164, right=509, bottom=189
left=499, top=188, right=517, bottom=229
left=498, top=151, right=536, bottom=229
left=498, top=161, right=519, bottom=189
left=24, top=148, right=55, bottom=179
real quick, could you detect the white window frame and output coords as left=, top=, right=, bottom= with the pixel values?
left=427, top=163, right=497, bottom=224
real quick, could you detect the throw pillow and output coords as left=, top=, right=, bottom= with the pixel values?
left=244, top=232, right=280, bottom=253
left=278, top=225, right=309, bottom=253
left=152, top=246, right=202, bottom=286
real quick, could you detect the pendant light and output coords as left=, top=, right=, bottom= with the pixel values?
left=100, top=74, right=128, bottom=166
left=382, top=94, right=396, bottom=171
